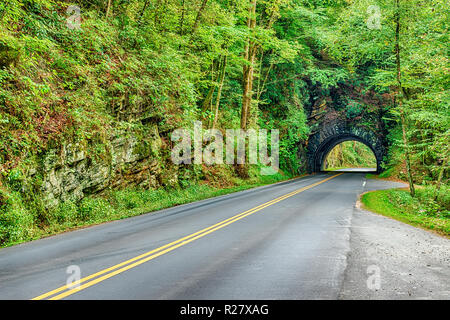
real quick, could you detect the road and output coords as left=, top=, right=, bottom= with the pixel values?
left=0, top=172, right=448, bottom=300
left=335, top=168, right=376, bottom=172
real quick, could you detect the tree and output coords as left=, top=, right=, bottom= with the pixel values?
left=212, top=54, right=227, bottom=129
left=394, top=0, right=415, bottom=197
left=106, top=0, right=112, bottom=17
left=324, top=0, right=448, bottom=194
left=192, top=0, right=209, bottom=35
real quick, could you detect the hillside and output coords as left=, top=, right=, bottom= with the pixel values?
left=0, top=0, right=448, bottom=247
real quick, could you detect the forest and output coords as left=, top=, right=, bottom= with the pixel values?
left=0, top=0, right=448, bottom=245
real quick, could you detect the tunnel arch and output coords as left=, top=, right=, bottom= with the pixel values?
left=307, top=124, right=386, bottom=173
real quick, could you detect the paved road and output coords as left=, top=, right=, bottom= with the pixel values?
left=335, top=168, right=377, bottom=172
left=0, top=172, right=447, bottom=300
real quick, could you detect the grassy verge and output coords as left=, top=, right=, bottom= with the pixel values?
left=365, top=168, right=403, bottom=182
left=1, top=172, right=294, bottom=248
left=360, top=188, right=450, bottom=237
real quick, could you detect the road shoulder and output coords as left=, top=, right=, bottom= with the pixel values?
left=339, top=178, right=450, bottom=300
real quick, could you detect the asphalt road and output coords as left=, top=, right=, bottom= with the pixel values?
left=0, top=172, right=447, bottom=300
left=335, top=168, right=377, bottom=172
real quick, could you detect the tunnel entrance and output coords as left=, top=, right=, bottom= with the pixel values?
left=323, top=140, right=377, bottom=172
left=306, top=125, right=386, bottom=174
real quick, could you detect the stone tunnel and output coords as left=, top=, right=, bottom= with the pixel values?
left=306, top=123, right=387, bottom=173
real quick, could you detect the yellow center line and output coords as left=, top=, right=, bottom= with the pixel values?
left=32, top=187, right=300, bottom=300
left=32, top=173, right=343, bottom=300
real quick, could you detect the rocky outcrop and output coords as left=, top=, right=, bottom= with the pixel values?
left=29, top=125, right=165, bottom=209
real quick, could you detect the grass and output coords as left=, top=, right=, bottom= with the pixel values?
left=366, top=167, right=399, bottom=181
left=360, top=188, right=450, bottom=237
left=0, top=172, right=294, bottom=248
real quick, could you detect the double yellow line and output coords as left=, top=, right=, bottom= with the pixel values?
left=32, top=173, right=343, bottom=300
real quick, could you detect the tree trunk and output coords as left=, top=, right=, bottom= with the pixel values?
left=201, top=59, right=220, bottom=115
left=138, top=0, right=150, bottom=25
left=241, top=0, right=257, bottom=131
left=106, top=0, right=112, bottom=17
left=256, top=61, right=273, bottom=102
left=237, top=0, right=257, bottom=178
left=395, top=0, right=415, bottom=197
left=434, top=157, right=447, bottom=201
left=212, top=55, right=227, bottom=129
left=192, top=0, right=209, bottom=35
left=400, top=110, right=415, bottom=197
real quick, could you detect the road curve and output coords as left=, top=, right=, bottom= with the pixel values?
left=0, top=173, right=410, bottom=299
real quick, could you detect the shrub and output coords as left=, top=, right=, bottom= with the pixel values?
left=78, top=197, right=115, bottom=222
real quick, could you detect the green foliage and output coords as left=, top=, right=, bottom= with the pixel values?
left=325, top=141, right=377, bottom=170
left=276, top=104, right=310, bottom=174
left=362, top=187, right=449, bottom=236
left=0, top=0, right=447, bottom=247
left=78, top=197, right=115, bottom=221
left=0, top=189, right=35, bottom=245
left=325, top=0, right=449, bottom=187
